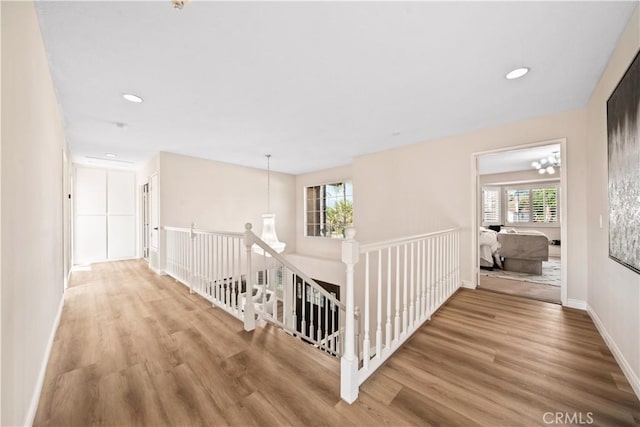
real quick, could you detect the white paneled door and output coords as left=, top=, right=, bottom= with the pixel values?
left=74, top=167, right=136, bottom=264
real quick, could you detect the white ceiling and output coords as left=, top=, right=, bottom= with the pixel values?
left=477, top=143, right=561, bottom=175
left=35, top=1, right=637, bottom=174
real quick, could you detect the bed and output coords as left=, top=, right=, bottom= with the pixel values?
left=479, top=227, right=502, bottom=268
left=479, top=227, right=549, bottom=274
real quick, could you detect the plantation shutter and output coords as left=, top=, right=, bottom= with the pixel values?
left=482, top=187, right=501, bottom=225
left=532, top=187, right=558, bottom=223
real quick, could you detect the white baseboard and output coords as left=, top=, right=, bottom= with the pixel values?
left=149, top=265, right=166, bottom=276
left=461, top=280, right=476, bottom=289
left=24, top=295, right=65, bottom=426
left=566, top=299, right=587, bottom=310
left=587, top=304, right=640, bottom=400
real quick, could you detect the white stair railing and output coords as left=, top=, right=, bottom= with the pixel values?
left=165, top=223, right=346, bottom=354
left=340, top=227, right=461, bottom=403
left=165, top=225, right=247, bottom=321
left=244, top=223, right=346, bottom=356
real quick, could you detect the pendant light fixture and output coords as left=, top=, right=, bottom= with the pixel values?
left=253, top=154, right=286, bottom=256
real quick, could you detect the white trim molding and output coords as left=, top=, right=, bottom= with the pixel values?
left=566, top=299, right=587, bottom=310
left=471, top=138, right=569, bottom=306
left=461, top=280, right=476, bottom=289
left=149, top=265, right=166, bottom=276
left=587, top=304, right=640, bottom=400
left=24, top=295, right=65, bottom=426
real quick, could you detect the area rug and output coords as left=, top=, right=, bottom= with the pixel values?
left=479, top=259, right=561, bottom=287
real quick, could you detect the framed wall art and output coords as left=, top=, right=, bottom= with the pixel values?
left=607, top=48, right=640, bottom=274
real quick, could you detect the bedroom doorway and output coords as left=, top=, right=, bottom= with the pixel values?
left=471, top=139, right=567, bottom=305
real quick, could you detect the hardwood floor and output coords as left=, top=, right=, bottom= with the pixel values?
left=34, top=260, right=639, bottom=426
left=479, top=275, right=561, bottom=303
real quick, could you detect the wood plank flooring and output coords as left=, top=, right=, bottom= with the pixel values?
left=34, top=260, right=639, bottom=426
left=479, top=275, right=561, bottom=304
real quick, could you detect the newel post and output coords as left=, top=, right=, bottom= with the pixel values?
left=243, top=223, right=256, bottom=331
left=341, top=227, right=359, bottom=403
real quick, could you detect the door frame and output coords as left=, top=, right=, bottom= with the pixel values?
left=470, top=137, right=568, bottom=306
left=141, top=182, right=150, bottom=260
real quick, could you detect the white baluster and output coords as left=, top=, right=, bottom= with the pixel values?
left=456, top=231, right=460, bottom=289
left=394, top=246, right=400, bottom=342
left=402, top=244, right=408, bottom=335
left=409, top=242, right=415, bottom=327
left=385, top=247, right=392, bottom=350
left=363, top=252, right=370, bottom=369
left=292, top=275, right=298, bottom=332
left=421, top=239, right=426, bottom=320
left=438, top=235, right=443, bottom=304
left=317, top=290, right=322, bottom=344
left=415, top=240, right=421, bottom=323
left=324, top=295, right=329, bottom=352
left=427, top=237, right=433, bottom=319
left=375, top=250, right=382, bottom=359
left=301, top=278, right=307, bottom=337
left=189, top=223, right=195, bottom=294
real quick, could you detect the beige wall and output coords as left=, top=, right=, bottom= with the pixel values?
left=586, top=6, right=640, bottom=394
left=352, top=108, right=588, bottom=301
left=1, top=2, right=67, bottom=425
left=158, top=152, right=296, bottom=269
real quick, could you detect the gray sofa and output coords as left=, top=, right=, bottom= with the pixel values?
left=497, top=232, right=549, bottom=275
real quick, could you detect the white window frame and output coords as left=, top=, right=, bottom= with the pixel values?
left=304, top=181, right=353, bottom=239
left=504, top=183, right=560, bottom=227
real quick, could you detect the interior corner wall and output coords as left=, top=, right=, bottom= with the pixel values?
left=158, top=152, right=296, bottom=270
left=1, top=2, right=67, bottom=425
left=586, top=5, right=640, bottom=395
left=352, top=108, right=588, bottom=302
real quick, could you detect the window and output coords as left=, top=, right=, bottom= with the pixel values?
left=305, top=181, right=353, bottom=238
left=506, top=185, right=559, bottom=225
left=481, top=187, right=501, bottom=225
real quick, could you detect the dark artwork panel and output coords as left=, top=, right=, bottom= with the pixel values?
left=607, top=49, right=640, bottom=274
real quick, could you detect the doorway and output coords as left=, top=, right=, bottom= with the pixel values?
left=472, top=139, right=568, bottom=305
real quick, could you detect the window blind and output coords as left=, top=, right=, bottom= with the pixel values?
left=482, top=188, right=501, bottom=224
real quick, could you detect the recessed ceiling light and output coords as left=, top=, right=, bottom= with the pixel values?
left=122, top=93, right=143, bottom=103
left=505, top=67, right=529, bottom=80
left=104, top=153, right=117, bottom=158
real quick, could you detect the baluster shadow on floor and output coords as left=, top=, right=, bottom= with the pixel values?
left=34, top=260, right=639, bottom=426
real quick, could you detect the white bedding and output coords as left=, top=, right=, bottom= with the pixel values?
left=479, top=227, right=502, bottom=268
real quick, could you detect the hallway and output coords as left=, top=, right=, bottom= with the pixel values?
left=34, top=261, right=639, bottom=426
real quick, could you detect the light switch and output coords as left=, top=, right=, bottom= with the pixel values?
left=599, top=215, right=603, bottom=229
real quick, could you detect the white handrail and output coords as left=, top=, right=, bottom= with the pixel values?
left=164, top=225, right=243, bottom=237
left=359, top=228, right=457, bottom=252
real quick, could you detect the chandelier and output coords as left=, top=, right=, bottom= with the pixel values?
left=253, top=155, right=286, bottom=256
left=532, top=152, right=560, bottom=175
